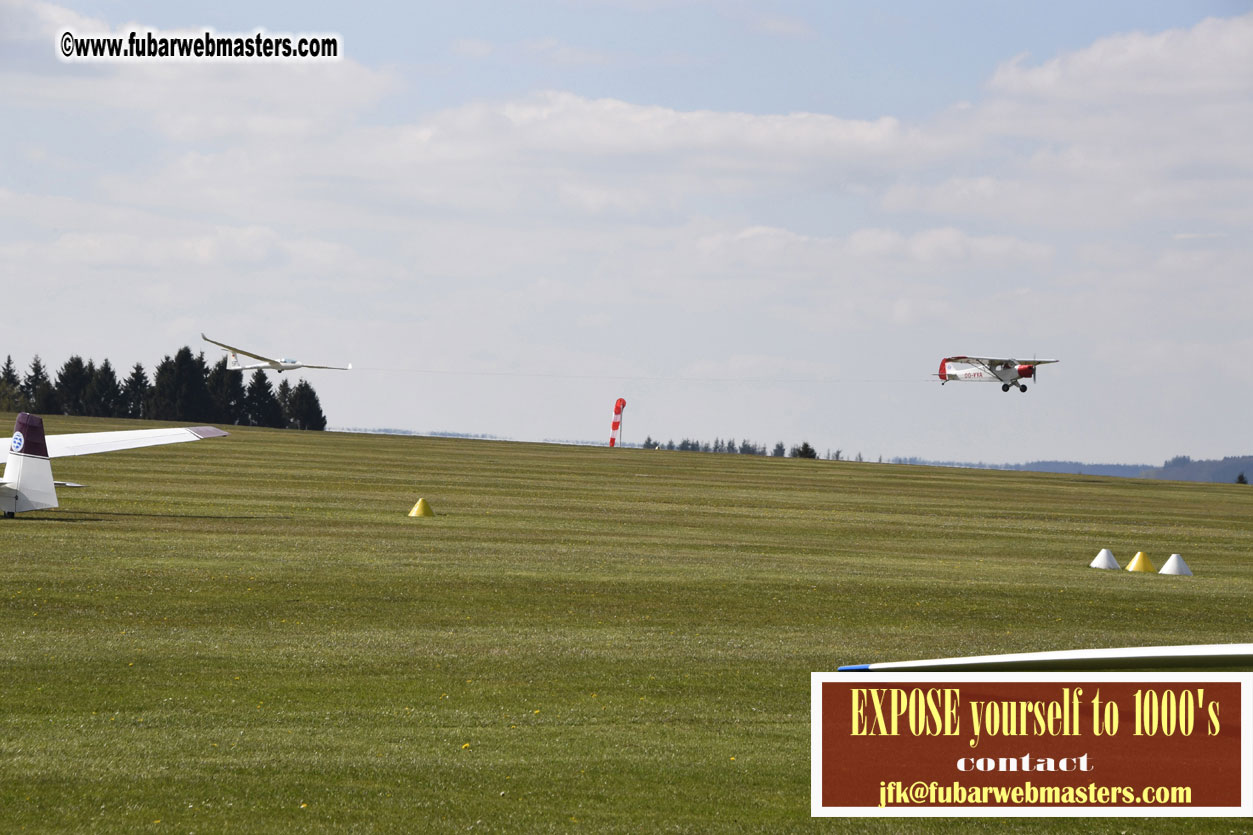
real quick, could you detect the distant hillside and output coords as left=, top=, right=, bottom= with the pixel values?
left=1140, top=455, right=1253, bottom=484
left=891, top=458, right=1150, bottom=478
left=1005, top=461, right=1151, bottom=478
left=893, top=456, right=1253, bottom=483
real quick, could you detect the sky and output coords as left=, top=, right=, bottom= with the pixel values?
left=2, top=0, right=1251, bottom=465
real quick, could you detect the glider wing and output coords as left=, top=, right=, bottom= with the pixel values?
left=45, top=425, right=229, bottom=458
left=201, top=333, right=278, bottom=364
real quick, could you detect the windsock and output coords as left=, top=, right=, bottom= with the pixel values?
left=609, top=398, right=626, bottom=447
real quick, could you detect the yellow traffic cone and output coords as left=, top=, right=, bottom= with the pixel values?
left=1125, top=551, right=1154, bottom=572
left=408, top=498, right=434, bottom=517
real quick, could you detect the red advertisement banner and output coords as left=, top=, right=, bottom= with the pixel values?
left=811, top=672, right=1251, bottom=817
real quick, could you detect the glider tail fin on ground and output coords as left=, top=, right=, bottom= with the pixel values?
left=1, top=413, right=227, bottom=517
left=0, top=413, right=58, bottom=515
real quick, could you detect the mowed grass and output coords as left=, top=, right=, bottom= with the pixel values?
left=1, top=413, right=1250, bottom=833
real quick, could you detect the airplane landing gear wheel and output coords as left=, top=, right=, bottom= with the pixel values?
left=1001, top=384, right=1010, bottom=392
left=1020, top=385, right=1028, bottom=393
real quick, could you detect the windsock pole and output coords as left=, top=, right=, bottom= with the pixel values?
left=610, top=398, right=626, bottom=447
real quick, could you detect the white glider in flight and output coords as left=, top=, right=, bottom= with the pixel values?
left=202, top=333, right=351, bottom=373
left=1, top=412, right=228, bottom=516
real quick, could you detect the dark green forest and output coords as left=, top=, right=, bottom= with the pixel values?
left=0, top=348, right=326, bottom=430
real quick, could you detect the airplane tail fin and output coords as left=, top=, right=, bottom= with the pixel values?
left=1, top=413, right=58, bottom=515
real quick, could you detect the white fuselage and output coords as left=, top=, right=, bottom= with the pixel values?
left=229, top=354, right=304, bottom=372
left=944, top=364, right=1021, bottom=384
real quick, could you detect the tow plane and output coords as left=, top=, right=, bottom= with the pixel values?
left=938, top=356, right=1058, bottom=393
left=1, top=412, right=227, bottom=516
left=202, top=333, right=351, bottom=373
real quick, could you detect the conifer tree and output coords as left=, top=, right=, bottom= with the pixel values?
left=23, top=356, right=59, bottom=414
left=206, top=357, right=246, bottom=424
left=243, top=370, right=284, bottom=428
left=0, top=355, right=24, bottom=411
left=149, top=348, right=214, bottom=421
left=276, top=379, right=293, bottom=426
left=790, top=441, right=818, bottom=459
left=284, top=379, right=327, bottom=430
left=55, top=355, right=92, bottom=415
left=1, top=355, right=20, bottom=390
left=83, top=359, right=123, bottom=417
left=148, top=355, right=177, bottom=419
left=122, top=364, right=150, bottom=419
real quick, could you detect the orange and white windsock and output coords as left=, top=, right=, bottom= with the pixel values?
left=609, top=398, right=626, bottom=447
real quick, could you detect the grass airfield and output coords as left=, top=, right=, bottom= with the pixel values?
left=1, top=414, right=1250, bottom=833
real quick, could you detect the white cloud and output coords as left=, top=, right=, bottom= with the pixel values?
left=439, top=91, right=930, bottom=167
left=0, top=0, right=111, bottom=42
left=902, top=13, right=1253, bottom=230
left=47, top=226, right=282, bottom=270
left=1172, top=232, right=1227, bottom=241
left=7, top=62, right=398, bottom=141
left=524, top=38, right=611, bottom=67
left=756, top=16, right=814, bottom=39
left=695, top=225, right=1051, bottom=269
left=987, top=15, right=1253, bottom=101
left=904, top=227, right=1051, bottom=264
left=451, top=38, right=494, bottom=59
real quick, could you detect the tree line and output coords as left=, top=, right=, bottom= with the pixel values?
left=0, top=347, right=327, bottom=430
left=640, top=436, right=820, bottom=458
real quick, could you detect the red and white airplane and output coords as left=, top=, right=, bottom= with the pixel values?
left=938, top=356, right=1058, bottom=393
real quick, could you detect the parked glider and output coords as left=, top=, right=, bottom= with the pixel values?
left=938, top=356, right=1058, bottom=393
left=1, top=412, right=228, bottom=517
left=202, top=333, right=351, bottom=373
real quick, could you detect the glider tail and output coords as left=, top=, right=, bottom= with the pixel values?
left=1, top=413, right=58, bottom=515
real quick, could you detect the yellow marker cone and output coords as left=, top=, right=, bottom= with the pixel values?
left=1126, top=551, right=1154, bottom=572
left=408, top=498, right=434, bottom=517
